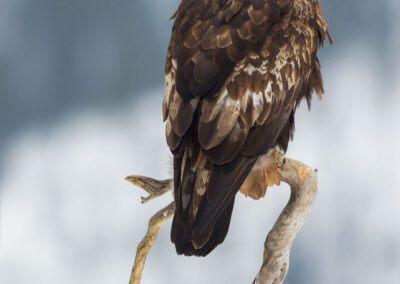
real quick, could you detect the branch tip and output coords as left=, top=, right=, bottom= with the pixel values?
left=125, top=175, right=172, bottom=203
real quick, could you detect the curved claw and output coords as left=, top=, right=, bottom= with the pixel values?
left=274, top=150, right=286, bottom=168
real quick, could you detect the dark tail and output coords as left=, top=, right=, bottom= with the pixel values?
left=171, top=197, right=235, bottom=256
left=171, top=152, right=256, bottom=256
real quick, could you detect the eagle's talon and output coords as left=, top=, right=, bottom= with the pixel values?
left=273, top=150, right=286, bottom=168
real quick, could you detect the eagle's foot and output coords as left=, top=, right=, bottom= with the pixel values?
left=125, top=175, right=172, bottom=204
left=239, top=149, right=285, bottom=199
left=263, top=149, right=286, bottom=188
left=265, top=152, right=282, bottom=187
left=273, top=149, right=286, bottom=169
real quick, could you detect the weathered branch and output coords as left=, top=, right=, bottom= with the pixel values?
left=129, top=200, right=175, bottom=284
left=253, top=158, right=318, bottom=284
left=127, top=155, right=318, bottom=284
left=125, top=175, right=172, bottom=203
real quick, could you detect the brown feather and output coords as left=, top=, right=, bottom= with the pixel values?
left=165, top=0, right=329, bottom=256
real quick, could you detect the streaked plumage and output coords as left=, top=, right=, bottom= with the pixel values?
left=162, top=0, right=329, bottom=256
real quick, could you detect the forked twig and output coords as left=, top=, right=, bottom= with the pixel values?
left=125, top=175, right=172, bottom=203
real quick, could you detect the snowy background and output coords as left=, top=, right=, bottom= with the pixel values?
left=1, top=0, right=399, bottom=283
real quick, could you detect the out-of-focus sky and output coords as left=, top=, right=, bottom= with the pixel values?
left=0, top=1, right=399, bottom=283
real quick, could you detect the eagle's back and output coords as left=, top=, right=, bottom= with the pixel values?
left=163, top=0, right=328, bottom=256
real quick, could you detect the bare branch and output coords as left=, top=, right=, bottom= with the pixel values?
left=127, top=155, right=318, bottom=284
left=129, top=201, right=175, bottom=284
left=253, top=158, right=318, bottom=284
left=126, top=175, right=172, bottom=203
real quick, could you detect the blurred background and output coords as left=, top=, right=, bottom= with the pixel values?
left=0, top=0, right=399, bottom=283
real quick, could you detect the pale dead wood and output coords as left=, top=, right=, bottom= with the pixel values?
left=125, top=175, right=172, bottom=203
left=253, top=158, right=318, bottom=284
left=126, top=175, right=174, bottom=284
left=126, top=154, right=318, bottom=284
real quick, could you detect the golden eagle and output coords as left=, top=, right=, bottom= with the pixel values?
left=162, top=0, right=330, bottom=256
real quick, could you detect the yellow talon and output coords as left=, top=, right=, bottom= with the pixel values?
left=273, top=149, right=286, bottom=168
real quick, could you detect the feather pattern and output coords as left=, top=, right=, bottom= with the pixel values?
left=163, top=0, right=329, bottom=256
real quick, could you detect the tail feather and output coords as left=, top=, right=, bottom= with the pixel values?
left=171, top=148, right=256, bottom=256
left=191, top=155, right=256, bottom=248
left=172, top=195, right=235, bottom=256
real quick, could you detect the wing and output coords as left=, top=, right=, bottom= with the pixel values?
left=171, top=0, right=293, bottom=101
left=163, top=0, right=327, bottom=256
left=163, top=0, right=293, bottom=154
